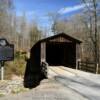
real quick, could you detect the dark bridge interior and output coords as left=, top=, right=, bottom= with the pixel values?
left=46, top=42, right=76, bottom=68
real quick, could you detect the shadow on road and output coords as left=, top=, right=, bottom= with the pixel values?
left=24, top=59, right=47, bottom=89
left=24, top=59, right=40, bottom=89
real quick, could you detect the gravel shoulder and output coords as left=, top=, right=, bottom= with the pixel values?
left=0, top=78, right=88, bottom=100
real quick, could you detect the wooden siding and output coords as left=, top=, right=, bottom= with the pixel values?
left=49, top=36, right=72, bottom=43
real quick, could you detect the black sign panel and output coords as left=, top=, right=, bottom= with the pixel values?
left=0, top=38, right=14, bottom=61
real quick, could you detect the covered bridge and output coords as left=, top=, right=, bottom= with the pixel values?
left=24, top=33, right=82, bottom=88
left=31, top=33, right=82, bottom=68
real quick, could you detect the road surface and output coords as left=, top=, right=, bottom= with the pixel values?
left=48, top=66, right=100, bottom=100
left=1, top=66, right=100, bottom=100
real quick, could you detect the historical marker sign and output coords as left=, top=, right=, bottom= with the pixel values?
left=0, top=38, right=14, bottom=80
left=0, top=38, right=14, bottom=61
left=0, top=45, right=14, bottom=61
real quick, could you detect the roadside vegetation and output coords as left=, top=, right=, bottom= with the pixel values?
left=4, top=51, right=26, bottom=79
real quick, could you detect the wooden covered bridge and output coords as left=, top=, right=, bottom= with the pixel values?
left=31, top=33, right=81, bottom=68
left=24, top=33, right=82, bottom=88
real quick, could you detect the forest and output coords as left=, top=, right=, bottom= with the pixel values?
left=0, top=0, right=100, bottom=79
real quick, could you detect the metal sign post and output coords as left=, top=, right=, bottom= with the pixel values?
left=1, top=66, right=4, bottom=80
left=0, top=38, right=14, bottom=80
left=0, top=61, right=4, bottom=80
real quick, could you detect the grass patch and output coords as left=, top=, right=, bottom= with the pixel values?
left=11, top=87, right=29, bottom=94
left=0, top=93, right=5, bottom=97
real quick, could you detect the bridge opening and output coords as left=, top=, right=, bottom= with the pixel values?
left=46, top=42, right=76, bottom=68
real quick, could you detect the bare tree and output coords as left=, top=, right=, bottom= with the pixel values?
left=82, top=0, right=100, bottom=65
left=0, top=0, right=14, bottom=37
left=48, top=12, right=60, bottom=35
left=29, top=21, right=42, bottom=47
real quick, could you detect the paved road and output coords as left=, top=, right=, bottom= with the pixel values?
left=1, top=66, right=100, bottom=100
left=48, top=66, right=100, bottom=100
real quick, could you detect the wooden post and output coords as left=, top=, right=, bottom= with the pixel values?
left=76, top=44, right=81, bottom=70
left=27, top=52, right=30, bottom=59
left=76, top=59, right=78, bottom=70
left=96, top=63, right=99, bottom=74
left=76, top=59, right=81, bottom=70
left=41, top=42, right=46, bottom=64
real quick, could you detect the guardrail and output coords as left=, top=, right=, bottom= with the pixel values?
left=78, top=61, right=98, bottom=73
